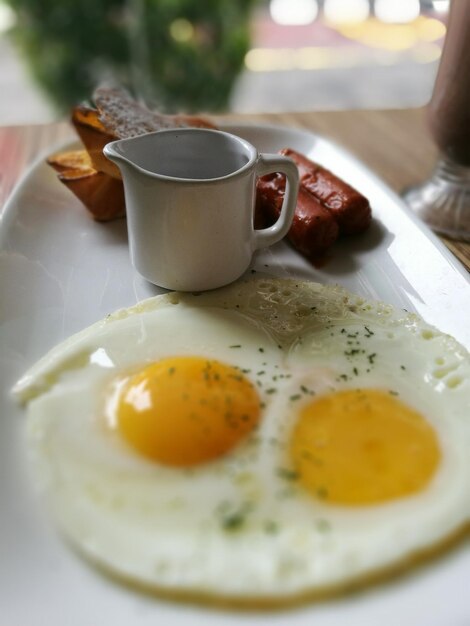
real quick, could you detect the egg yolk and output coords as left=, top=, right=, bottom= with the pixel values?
left=291, top=389, right=440, bottom=505
left=113, top=356, right=260, bottom=466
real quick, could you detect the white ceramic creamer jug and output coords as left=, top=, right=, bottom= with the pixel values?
left=104, top=128, right=299, bottom=291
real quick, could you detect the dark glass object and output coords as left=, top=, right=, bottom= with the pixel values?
left=404, top=0, right=470, bottom=240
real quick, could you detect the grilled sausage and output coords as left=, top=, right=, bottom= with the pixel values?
left=281, top=149, right=371, bottom=235
left=256, top=173, right=339, bottom=259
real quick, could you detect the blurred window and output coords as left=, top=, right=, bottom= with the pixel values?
left=0, top=0, right=448, bottom=123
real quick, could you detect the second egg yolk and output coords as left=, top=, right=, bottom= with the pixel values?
left=113, top=356, right=260, bottom=467
left=290, top=389, right=441, bottom=505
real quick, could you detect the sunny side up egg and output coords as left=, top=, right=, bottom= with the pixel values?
left=13, top=278, right=470, bottom=605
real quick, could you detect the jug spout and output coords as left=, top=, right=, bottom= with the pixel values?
left=103, top=141, right=136, bottom=180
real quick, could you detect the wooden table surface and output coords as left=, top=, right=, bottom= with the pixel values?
left=0, top=108, right=469, bottom=271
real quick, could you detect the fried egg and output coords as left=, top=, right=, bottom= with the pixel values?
left=13, top=278, right=470, bottom=604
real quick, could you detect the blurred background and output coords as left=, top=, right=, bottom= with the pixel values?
left=0, top=0, right=449, bottom=124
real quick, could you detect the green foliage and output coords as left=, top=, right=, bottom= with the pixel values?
left=5, top=0, right=256, bottom=112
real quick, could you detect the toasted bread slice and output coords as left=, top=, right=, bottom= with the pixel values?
left=71, top=91, right=216, bottom=180
left=51, top=89, right=215, bottom=222
left=47, top=149, right=93, bottom=174
left=92, top=87, right=216, bottom=140
left=72, top=104, right=107, bottom=131
left=71, top=105, right=122, bottom=179
left=58, top=166, right=125, bottom=222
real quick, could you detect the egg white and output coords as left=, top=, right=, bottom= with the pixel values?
left=14, top=278, right=470, bottom=603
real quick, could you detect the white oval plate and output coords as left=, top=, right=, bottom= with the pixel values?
left=1, top=123, right=469, bottom=625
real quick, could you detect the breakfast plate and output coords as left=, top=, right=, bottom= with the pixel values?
left=1, top=123, right=469, bottom=625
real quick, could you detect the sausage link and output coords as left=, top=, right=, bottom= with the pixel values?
left=256, top=174, right=339, bottom=259
left=281, top=149, right=371, bottom=235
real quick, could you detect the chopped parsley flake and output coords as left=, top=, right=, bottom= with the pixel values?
left=276, top=487, right=296, bottom=500
left=229, top=344, right=241, bottom=349
left=221, top=512, right=245, bottom=531
left=218, top=502, right=254, bottom=532
left=264, top=520, right=279, bottom=534
left=316, top=487, right=329, bottom=500
left=302, top=451, right=323, bottom=466
left=315, top=519, right=331, bottom=532
left=276, top=468, right=300, bottom=481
